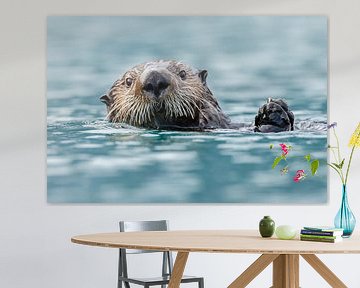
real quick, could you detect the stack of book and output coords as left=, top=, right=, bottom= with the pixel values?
left=300, top=226, right=344, bottom=243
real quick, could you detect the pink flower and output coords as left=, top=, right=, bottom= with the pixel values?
left=279, top=143, right=289, bottom=156
left=293, top=169, right=306, bottom=182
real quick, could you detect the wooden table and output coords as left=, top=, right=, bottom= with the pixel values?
left=71, top=230, right=360, bottom=288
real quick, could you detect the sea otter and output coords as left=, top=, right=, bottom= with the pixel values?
left=100, top=60, right=294, bottom=132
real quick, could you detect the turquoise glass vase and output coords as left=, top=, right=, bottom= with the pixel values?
left=334, top=185, right=356, bottom=237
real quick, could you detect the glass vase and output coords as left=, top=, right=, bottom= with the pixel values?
left=334, top=185, right=356, bottom=237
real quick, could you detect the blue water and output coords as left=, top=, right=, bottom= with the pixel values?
left=47, top=16, right=328, bottom=203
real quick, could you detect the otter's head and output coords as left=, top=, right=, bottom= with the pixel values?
left=254, top=98, right=294, bottom=132
left=100, top=60, right=229, bottom=130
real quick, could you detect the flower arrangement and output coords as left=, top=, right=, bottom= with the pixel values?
left=330, top=122, right=360, bottom=236
left=328, top=122, right=360, bottom=186
left=270, top=122, right=360, bottom=184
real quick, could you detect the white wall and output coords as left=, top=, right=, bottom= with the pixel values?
left=1, top=0, right=360, bottom=287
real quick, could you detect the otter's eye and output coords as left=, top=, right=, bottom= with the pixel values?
left=125, top=77, right=133, bottom=87
left=179, top=70, right=186, bottom=80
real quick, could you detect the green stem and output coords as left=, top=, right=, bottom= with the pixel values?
left=344, top=129, right=360, bottom=185
left=330, top=147, right=339, bottom=165
left=327, top=163, right=345, bottom=184
left=332, top=128, right=345, bottom=183
left=333, top=128, right=342, bottom=164
left=345, top=145, right=356, bottom=185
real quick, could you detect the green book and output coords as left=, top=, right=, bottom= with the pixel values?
left=300, top=234, right=340, bottom=240
left=300, top=236, right=342, bottom=243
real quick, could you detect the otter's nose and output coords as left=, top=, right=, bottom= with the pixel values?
left=142, top=71, right=170, bottom=98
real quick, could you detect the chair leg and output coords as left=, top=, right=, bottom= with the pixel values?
left=118, top=250, right=122, bottom=288
left=199, top=278, right=204, bottom=288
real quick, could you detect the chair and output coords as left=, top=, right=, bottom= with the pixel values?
left=118, top=220, right=204, bottom=288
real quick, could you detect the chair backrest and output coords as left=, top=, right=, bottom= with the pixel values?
left=119, top=220, right=169, bottom=254
left=120, top=220, right=168, bottom=232
left=118, top=220, right=174, bottom=282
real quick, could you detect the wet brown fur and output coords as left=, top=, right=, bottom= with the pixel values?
left=101, top=60, right=230, bottom=130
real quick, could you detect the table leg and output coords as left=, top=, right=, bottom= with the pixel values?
left=301, top=254, right=347, bottom=288
left=228, top=253, right=348, bottom=288
left=272, top=254, right=299, bottom=288
left=228, top=254, right=279, bottom=288
left=168, top=252, right=189, bottom=288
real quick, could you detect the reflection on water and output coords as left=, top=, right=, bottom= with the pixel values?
left=47, top=16, right=328, bottom=203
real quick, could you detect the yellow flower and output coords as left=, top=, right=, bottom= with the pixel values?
left=349, top=122, right=360, bottom=147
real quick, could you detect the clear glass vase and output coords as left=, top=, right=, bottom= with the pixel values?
left=334, top=185, right=356, bottom=237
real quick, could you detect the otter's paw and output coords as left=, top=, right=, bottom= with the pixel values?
left=254, top=98, right=294, bottom=133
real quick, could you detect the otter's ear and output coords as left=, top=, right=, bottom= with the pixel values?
left=100, top=94, right=111, bottom=107
left=198, top=70, right=208, bottom=85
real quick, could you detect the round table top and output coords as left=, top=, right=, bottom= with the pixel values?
left=71, top=230, right=360, bottom=254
